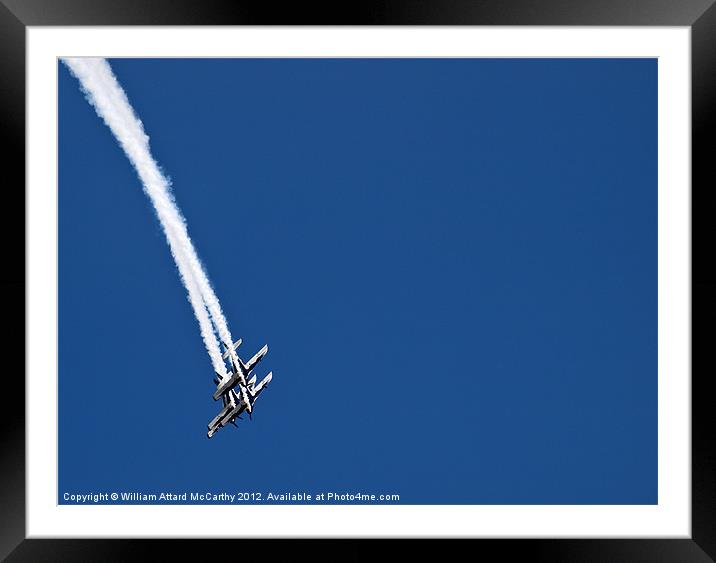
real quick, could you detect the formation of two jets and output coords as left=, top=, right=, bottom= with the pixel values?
left=207, top=339, right=272, bottom=438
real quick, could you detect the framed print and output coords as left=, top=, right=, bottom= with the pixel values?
left=2, top=1, right=715, bottom=561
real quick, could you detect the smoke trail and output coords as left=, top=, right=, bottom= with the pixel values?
left=63, top=57, right=234, bottom=376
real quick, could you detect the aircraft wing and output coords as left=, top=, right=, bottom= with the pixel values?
left=250, top=372, right=272, bottom=397
left=244, top=344, right=268, bottom=374
left=208, top=403, right=232, bottom=431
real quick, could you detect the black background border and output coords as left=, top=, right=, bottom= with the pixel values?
left=2, top=1, right=714, bottom=561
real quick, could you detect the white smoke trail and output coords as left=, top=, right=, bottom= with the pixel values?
left=63, top=57, right=235, bottom=377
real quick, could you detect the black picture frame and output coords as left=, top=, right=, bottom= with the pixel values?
left=2, top=1, right=714, bottom=561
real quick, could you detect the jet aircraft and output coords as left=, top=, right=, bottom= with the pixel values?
left=207, top=338, right=272, bottom=438
left=207, top=371, right=272, bottom=438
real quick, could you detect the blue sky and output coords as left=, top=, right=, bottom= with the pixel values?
left=58, top=58, right=657, bottom=504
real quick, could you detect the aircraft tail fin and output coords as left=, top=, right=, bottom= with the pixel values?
left=222, top=338, right=242, bottom=360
